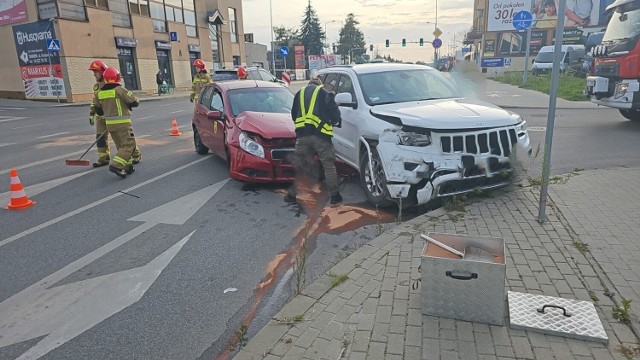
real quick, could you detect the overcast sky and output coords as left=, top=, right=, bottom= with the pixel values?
left=241, top=0, right=473, bottom=63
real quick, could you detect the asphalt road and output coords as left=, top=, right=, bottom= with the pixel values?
left=0, top=82, right=639, bottom=360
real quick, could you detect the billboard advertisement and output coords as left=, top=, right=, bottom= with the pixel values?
left=308, top=55, right=340, bottom=70
left=0, top=0, right=28, bottom=26
left=12, top=21, right=67, bottom=100
left=488, top=0, right=615, bottom=31
left=294, top=45, right=305, bottom=69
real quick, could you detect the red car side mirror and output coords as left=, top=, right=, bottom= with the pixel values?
left=207, top=110, right=224, bottom=120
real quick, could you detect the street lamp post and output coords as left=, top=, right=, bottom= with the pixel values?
left=269, top=0, right=275, bottom=75
left=324, top=20, right=336, bottom=54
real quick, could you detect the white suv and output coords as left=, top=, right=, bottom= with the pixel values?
left=316, top=63, right=531, bottom=207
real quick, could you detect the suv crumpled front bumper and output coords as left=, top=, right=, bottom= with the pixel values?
left=375, top=124, right=531, bottom=205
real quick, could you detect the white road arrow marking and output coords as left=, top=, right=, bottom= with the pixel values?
left=0, top=179, right=228, bottom=359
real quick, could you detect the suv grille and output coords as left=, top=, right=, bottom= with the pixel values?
left=440, top=128, right=517, bottom=157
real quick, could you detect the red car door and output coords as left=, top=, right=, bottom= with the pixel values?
left=193, top=86, right=215, bottom=150
left=208, top=89, right=226, bottom=156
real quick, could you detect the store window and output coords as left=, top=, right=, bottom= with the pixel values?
left=149, top=1, right=166, bottom=32
left=229, top=7, right=237, bottom=43
left=497, top=32, right=523, bottom=55
left=109, top=0, right=131, bottom=27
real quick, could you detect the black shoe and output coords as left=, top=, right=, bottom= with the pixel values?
left=109, top=165, right=127, bottom=178
left=132, top=155, right=141, bottom=165
left=330, top=193, right=343, bottom=204
left=125, top=165, right=135, bottom=175
left=92, top=159, right=110, bottom=168
left=284, top=194, right=297, bottom=203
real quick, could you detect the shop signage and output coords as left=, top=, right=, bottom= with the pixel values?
left=155, top=40, right=171, bottom=50
left=115, top=37, right=137, bottom=47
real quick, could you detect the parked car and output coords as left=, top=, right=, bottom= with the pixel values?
left=192, top=80, right=296, bottom=183
left=531, top=44, right=585, bottom=75
left=211, top=67, right=288, bottom=87
left=315, top=63, right=532, bottom=208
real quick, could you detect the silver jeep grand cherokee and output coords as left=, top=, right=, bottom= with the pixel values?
left=316, top=63, right=532, bottom=208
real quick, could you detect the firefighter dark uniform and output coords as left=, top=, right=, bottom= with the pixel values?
left=93, top=67, right=140, bottom=178
left=286, top=80, right=343, bottom=204
left=88, top=60, right=110, bottom=167
left=190, top=59, right=212, bottom=103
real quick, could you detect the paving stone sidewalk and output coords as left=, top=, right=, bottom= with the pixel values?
left=233, top=168, right=640, bottom=360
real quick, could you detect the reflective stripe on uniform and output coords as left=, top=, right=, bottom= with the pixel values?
left=98, top=89, right=116, bottom=100
left=113, top=155, right=128, bottom=167
left=105, top=115, right=132, bottom=125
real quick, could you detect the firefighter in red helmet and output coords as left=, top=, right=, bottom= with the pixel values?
left=190, top=59, right=212, bottom=103
left=93, top=67, right=140, bottom=178
left=88, top=60, right=111, bottom=167
left=237, top=66, right=248, bottom=80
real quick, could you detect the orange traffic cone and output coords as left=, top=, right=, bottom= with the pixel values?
left=170, top=116, right=182, bottom=136
left=6, top=169, right=35, bottom=210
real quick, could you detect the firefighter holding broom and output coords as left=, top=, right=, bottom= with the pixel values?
left=88, top=60, right=110, bottom=168
left=93, top=67, right=140, bottom=178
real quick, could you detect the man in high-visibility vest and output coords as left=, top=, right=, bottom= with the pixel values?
left=93, top=67, right=140, bottom=178
left=285, top=77, right=343, bottom=205
left=190, top=59, right=212, bottom=103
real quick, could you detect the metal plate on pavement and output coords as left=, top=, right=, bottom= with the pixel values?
left=508, top=291, right=608, bottom=344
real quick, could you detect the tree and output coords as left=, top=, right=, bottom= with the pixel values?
left=299, top=0, right=324, bottom=57
left=336, top=13, right=365, bottom=63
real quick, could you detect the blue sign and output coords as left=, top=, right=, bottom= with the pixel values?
left=279, top=46, right=289, bottom=57
left=46, top=39, right=61, bottom=52
left=512, top=11, right=533, bottom=31
left=461, top=46, right=471, bottom=53
left=432, top=38, right=442, bottom=49
left=170, top=32, right=178, bottom=41
left=481, top=58, right=505, bottom=67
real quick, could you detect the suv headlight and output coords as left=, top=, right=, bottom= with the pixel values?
left=239, top=132, right=265, bottom=158
left=615, top=83, right=629, bottom=99
left=516, top=120, right=528, bottom=137
left=398, top=131, right=432, bottom=147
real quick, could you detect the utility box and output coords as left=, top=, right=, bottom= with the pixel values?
left=421, top=232, right=506, bottom=325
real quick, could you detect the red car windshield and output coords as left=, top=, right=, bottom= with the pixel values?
left=228, top=88, right=294, bottom=116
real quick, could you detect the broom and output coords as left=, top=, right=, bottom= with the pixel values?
left=65, top=131, right=107, bottom=166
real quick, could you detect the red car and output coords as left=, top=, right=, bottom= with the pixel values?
left=192, top=80, right=296, bottom=183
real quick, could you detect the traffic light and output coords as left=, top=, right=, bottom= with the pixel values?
left=370, top=44, right=374, bottom=51
left=419, top=38, right=424, bottom=46
left=385, top=39, right=390, bottom=47
left=402, top=38, right=406, bottom=47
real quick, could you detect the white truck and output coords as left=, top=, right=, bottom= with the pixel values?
left=316, top=63, right=532, bottom=207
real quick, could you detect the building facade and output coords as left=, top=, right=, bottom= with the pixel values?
left=0, top=0, right=248, bottom=102
left=464, top=0, right=614, bottom=73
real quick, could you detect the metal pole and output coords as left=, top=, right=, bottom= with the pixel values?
left=538, top=0, right=566, bottom=222
left=269, top=0, right=275, bottom=75
left=434, top=0, right=438, bottom=63
left=523, top=26, right=531, bottom=86
left=48, top=19, right=60, bottom=103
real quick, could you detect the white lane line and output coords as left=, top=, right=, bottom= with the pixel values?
left=0, top=143, right=16, bottom=148
left=159, top=102, right=184, bottom=107
left=0, top=150, right=86, bottom=175
left=0, top=107, right=26, bottom=110
left=0, top=155, right=212, bottom=249
left=0, top=116, right=29, bottom=123
left=138, top=115, right=153, bottom=120
left=170, top=110, right=184, bottom=114
left=0, top=171, right=94, bottom=205
left=63, top=118, right=87, bottom=122
left=37, top=132, right=70, bottom=139
left=12, top=124, right=42, bottom=129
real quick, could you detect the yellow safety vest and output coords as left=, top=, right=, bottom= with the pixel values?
left=98, top=89, right=132, bottom=125
left=294, top=86, right=333, bottom=136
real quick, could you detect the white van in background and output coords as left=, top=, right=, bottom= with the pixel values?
left=531, top=45, right=586, bottom=75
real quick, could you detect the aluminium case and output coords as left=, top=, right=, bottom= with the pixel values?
left=421, top=232, right=506, bottom=325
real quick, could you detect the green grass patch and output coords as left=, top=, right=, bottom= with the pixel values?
left=492, top=71, right=588, bottom=101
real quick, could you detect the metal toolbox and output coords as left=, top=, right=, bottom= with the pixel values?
left=421, top=232, right=506, bottom=325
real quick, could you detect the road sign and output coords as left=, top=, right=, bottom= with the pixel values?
left=170, top=32, right=178, bottom=41
left=512, top=11, right=533, bottom=31
left=432, top=38, right=442, bottom=49
left=433, top=28, right=442, bottom=37
left=504, top=58, right=512, bottom=66
left=279, top=46, right=289, bottom=57
left=481, top=58, right=505, bottom=67
left=46, top=39, right=61, bottom=52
